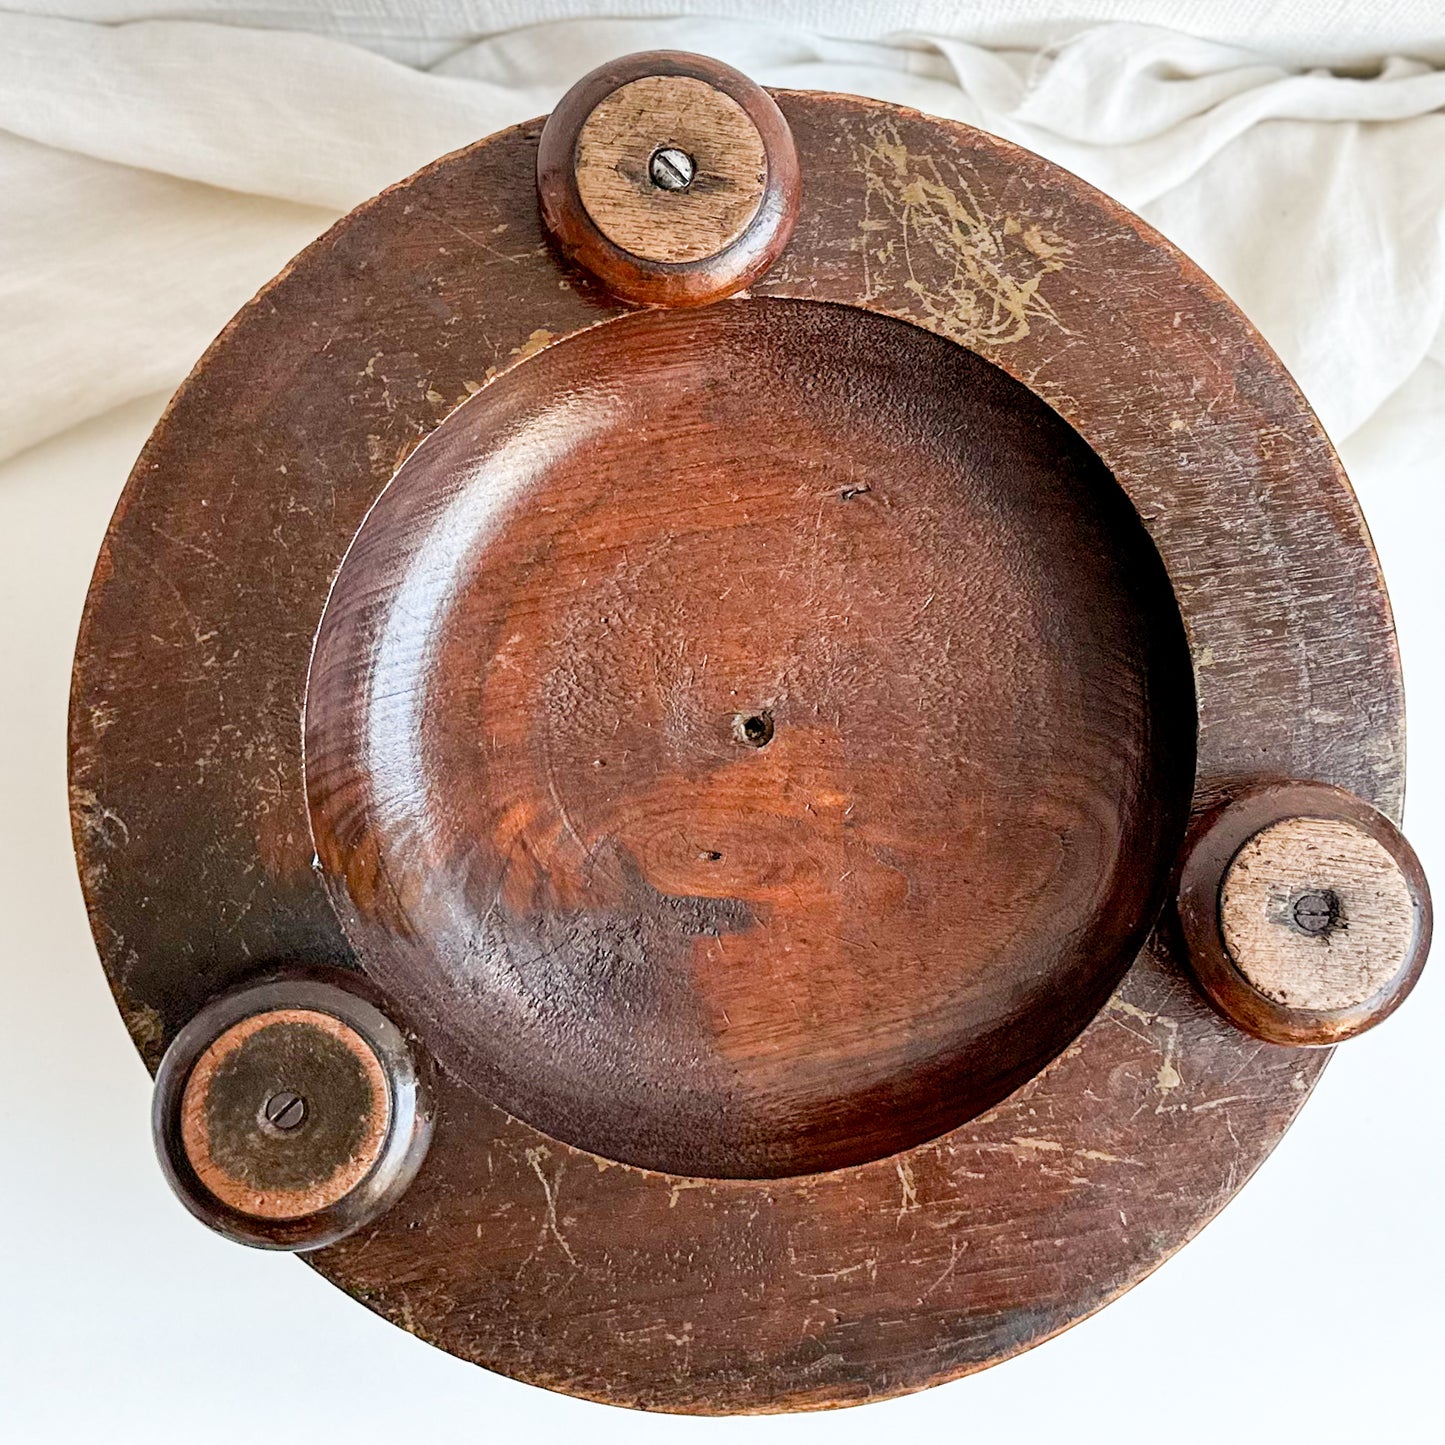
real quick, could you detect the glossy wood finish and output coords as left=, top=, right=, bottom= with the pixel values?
left=1176, top=782, right=1431, bottom=1045
left=537, top=52, right=799, bottom=305
left=305, top=298, right=1196, bottom=1179
left=72, top=89, right=1406, bottom=1410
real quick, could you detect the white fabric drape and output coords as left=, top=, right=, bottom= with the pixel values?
left=15, top=2, right=1445, bottom=69
left=3, top=10, right=1445, bottom=465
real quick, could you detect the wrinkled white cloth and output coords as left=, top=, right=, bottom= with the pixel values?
left=16, top=1, right=1445, bottom=70
left=2, top=9, right=1445, bottom=466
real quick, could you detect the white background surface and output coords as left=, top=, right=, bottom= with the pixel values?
left=2, top=6, right=1443, bottom=1441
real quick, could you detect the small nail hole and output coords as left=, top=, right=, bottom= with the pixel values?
left=733, top=711, right=774, bottom=748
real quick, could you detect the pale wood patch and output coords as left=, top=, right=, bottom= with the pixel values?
left=1221, top=816, right=1418, bottom=1011
left=575, top=75, right=766, bottom=263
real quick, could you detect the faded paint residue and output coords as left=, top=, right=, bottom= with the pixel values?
left=525, top=1146, right=578, bottom=1266
left=668, top=1177, right=709, bottom=1208
left=1106, top=994, right=1184, bottom=1105
left=71, top=786, right=131, bottom=849
left=120, top=998, right=165, bottom=1059
left=484, top=327, right=562, bottom=384
left=896, top=1157, right=919, bottom=1219
left=854, top=121, right=1073, bottom=347
left=1077, top=1148, right=1140, bottom=1165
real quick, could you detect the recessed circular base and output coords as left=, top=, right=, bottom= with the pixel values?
left=305, top=297, right=1197, bottom=1179
left=1177, top=782, right=1431, bottom=1045
left=152, top=972, right=433, bottom=1250
left=179, top=1007, right=390, bottom=1220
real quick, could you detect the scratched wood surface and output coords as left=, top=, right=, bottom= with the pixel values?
left=70, top=92, right=1404, bottom=1412
left=574, top=74, right=766, bottom=261
left=304, top=298, right=1197, bottom=1181
left=1222, top=817, right=1416, bottom=1011
left=1177, top=783, right=1427, bottom=1047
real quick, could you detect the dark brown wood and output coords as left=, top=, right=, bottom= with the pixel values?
left=151, top=971, right=433, bottom=1250
left=305, top=298, right=1196, bottom=1179
left=537, top=52, right=799, bottom=306
left=180, top=1009, right=389, bottom=1219
left=70, top=86, right=1407, bottom=1411
left=1176, top=782, right=1431, bottom=1045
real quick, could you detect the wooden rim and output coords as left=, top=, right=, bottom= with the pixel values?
left=71, top=89, right=1404, bottom=1410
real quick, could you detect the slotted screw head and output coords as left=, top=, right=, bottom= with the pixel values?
left=649, top=146, right=695, bottom=191
left=262, top=1089, right=307, bottom=1130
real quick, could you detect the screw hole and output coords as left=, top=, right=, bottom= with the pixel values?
left=733, top=711, right=774, bottom=748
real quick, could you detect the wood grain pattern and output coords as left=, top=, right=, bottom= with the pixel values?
left=1177, top=782, right=1430, bottom=1046
left=304, top=298, right=1195, bottom=1179
left=71, top=90, right=1407, bottom=1410
left=538, top=52, right=798, bottom=306
left=575, top=74, right=766, bottom=262
left=1221, top=817, right=1417, bottom=1011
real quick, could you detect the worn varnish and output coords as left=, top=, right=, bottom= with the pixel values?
left=179, top=1008, right=390, bottom=1220
left=150, top=971, right=434, bottom=1250
left=574, top=75, right=766, bottom=261
left=1223, top=820, right=1417, bottom=1009
left=71, top=89, right=1405, bottom=1411
left=1177, top=783, right=1429, bottom=1045
left=305, top=298, right=1195, bottom=1179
